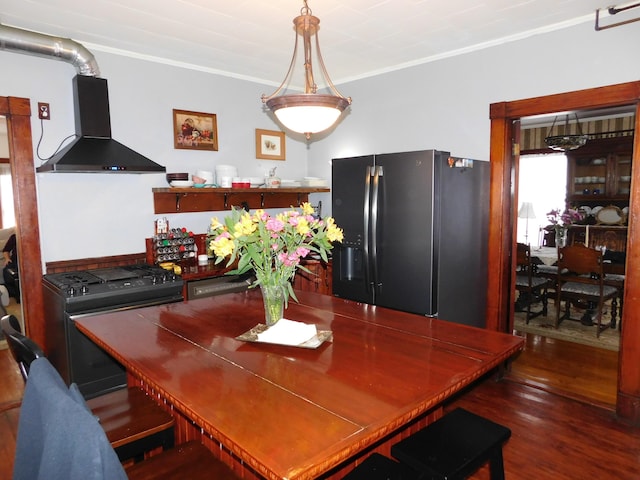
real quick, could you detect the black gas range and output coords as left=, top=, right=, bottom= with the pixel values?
left=43, top=264, right=184, bottom=314
left=43, top=264, right=184, bottom=398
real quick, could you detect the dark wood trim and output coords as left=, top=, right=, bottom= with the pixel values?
left=488, top=81, right=640, bottom=424
left=1, top=97, right=45, bottom=349
left=45, top=253, right=147, bottom=274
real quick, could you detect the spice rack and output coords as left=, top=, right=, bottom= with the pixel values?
left=149, top=228, right=198, bottom=264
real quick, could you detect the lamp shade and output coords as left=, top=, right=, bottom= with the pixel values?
left=267, top=94, right=349, bottom=135
left=518, top=202, right=536, bottom=219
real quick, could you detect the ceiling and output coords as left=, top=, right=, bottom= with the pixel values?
left=0, top=0, right=632, bottom=87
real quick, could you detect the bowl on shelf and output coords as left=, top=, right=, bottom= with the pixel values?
left=248, top=177, right=264, bottom=187
left=302, top=177, right=327, bottom=187
left=166, top=172, right=189, bottom=185
left=170, top=180, right=194, bottom=188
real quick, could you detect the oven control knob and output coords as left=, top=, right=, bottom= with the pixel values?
left=80, top=285, right=89, bottom=295
left=67, top=286, right=76, bottom=296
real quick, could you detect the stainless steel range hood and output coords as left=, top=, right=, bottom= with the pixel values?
left=36, top=75, right=165, bottom=173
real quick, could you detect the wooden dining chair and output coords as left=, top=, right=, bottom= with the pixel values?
left=514, top=243, right=551, bottom=323
left=13, top=356, right=239, bottom=480
left=555, top=244, right=621, bottom=337
left=1, top=314, right=175, bottom=463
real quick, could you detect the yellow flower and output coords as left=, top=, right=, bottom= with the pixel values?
left=211, top=235, right=235, bottom=257
left=301, top=202, right=314, bottom=215
left=295, top=217, right=310, bottom=235
left=210, top=217, right=223, bottom=231
left=253, top=209, right=266, bottom=221
left=233, top=212, right=257, bottom=237
left=325, top=217, right=344, bottom=242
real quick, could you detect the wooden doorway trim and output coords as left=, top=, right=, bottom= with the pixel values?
left=487, top=81, right=640, bottom=424
left=0, top=97, right=45, bottom=348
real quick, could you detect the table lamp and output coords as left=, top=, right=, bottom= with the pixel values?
left=518, top=202, right=536, bottom=245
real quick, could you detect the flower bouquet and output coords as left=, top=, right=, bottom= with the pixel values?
left=546, top=207, right=583, bottom=247
left=208, top=202, right=343, bottom=325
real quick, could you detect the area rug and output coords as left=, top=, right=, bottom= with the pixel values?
left=514, top=311, right=620, bottom=351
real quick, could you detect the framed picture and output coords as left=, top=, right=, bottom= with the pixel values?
left=255, top=129, right=286, bottom=160
left=173, top=109, right=218, bottom=151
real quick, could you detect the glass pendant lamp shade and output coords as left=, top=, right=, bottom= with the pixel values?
left=262, top=1, right=351, bottom=139
left=267, top=94, right=350, bottom=135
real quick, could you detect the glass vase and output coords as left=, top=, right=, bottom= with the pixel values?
left=260, top=284, right=285, bottom=327
left=555, top=228, right=567, bottom=248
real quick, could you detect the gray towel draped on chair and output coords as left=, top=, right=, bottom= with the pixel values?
left=13, top=357, right=127, bottom=480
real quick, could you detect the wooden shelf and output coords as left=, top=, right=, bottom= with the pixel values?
left=152, top=187, right=330, bottom=213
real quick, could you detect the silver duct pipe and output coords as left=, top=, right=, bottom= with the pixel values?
left=0, top=23, right=100, bottom=76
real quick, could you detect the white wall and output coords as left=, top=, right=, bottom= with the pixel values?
left=1, top=20, right=639, bottom=263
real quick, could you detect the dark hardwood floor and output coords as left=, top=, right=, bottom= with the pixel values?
left=1, top=331, right=638, bottom=479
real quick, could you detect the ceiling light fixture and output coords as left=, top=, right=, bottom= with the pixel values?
left=261, top=0, right=351, bottom=140
left=544, top=113, right=589, bottom=151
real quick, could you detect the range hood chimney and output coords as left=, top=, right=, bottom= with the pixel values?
left=37, top=75, right=166, bottom=173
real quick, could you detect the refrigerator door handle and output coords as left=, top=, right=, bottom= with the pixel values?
left=364, top=166, right=373, bottom=293
left=371, top=166, right=382, bottom=294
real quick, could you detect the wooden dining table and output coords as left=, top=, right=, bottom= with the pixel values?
left=75, top=289, right=523, bottom=480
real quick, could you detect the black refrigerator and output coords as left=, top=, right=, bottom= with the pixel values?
left=331, top=150, right=490, bottom=327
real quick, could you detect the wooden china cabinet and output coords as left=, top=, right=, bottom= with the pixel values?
left=566, top=136, right=633, bottom=208
left=565, top=136, right=632, bottom=252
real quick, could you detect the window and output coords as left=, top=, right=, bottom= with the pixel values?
left=517, top=154, right=567, bottom=246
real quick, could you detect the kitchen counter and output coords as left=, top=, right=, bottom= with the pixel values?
left=76, top=290, right=523, bottom=479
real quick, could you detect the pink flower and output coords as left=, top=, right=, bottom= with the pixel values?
left=278, top=252, right=300, bottom=267
left=266, top=218, right=284, bottom=232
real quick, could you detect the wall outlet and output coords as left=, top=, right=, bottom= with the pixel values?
left=38, top=102, right=50, bottom=120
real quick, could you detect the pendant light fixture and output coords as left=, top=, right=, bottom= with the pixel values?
left=544, top=113, right=589, bottom=151
left=261, top=0, right=351, bottom=140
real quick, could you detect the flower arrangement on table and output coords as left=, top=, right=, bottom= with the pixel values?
left=546, top=207, right=584, bottom=247
left=208, top=202, right=343, bottom=325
